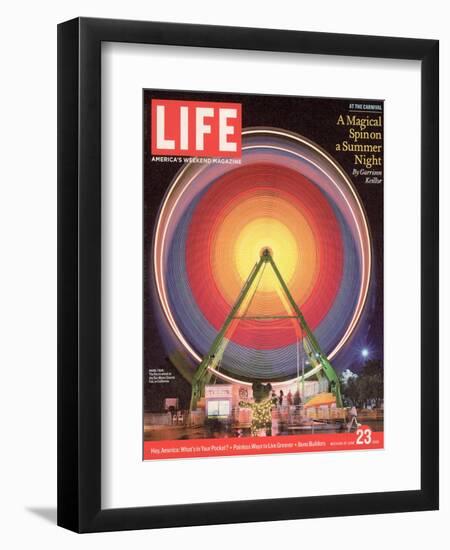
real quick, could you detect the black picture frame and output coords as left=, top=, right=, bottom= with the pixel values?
left=57, top=17, right=439, bottom=533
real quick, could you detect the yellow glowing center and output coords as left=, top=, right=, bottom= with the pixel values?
left=235, top=218, right=298, bottom=291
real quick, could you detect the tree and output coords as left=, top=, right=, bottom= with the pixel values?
left=340, top=360, right=384, bottom=408
left=360, top=360, right=384, bottom=407
left=341, top=371, right=359, bottom=406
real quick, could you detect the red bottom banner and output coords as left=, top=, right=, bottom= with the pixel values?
left=144, top=427, right=383, bottom=460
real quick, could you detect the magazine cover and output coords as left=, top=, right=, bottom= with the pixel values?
left=143, top=90, right=384, bottom=460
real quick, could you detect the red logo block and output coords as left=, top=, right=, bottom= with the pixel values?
left=151, top=99, right=242, bottom=158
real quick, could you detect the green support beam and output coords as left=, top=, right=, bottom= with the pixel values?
left=189, top=256, right=266, bottom=410
left=189, top=248, right=343, bottom=410
left=267, top=253, right=343, bottom=407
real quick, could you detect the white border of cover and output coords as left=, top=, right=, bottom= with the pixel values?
left=101, top=42, right=421, bottom=509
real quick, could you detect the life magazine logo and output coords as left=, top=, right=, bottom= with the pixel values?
left=151, top=99, right=242, bottom=158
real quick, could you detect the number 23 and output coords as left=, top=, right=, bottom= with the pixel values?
left=356, top=428, right=372, bottom=445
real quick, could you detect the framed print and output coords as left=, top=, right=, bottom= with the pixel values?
left=57, top=17, right=439, bottom=532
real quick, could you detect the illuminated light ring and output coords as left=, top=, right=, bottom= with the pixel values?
left=155, top=135, right=370, bottom=382
left=153, top=128, right=371, bottom=384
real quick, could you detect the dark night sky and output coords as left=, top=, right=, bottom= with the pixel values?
left=143, top=89, right=383, bottom=412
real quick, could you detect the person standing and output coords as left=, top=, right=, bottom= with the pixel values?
left=348, top=404, right=359, bottom=431
left=287, top=390, right=293, bottom=406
